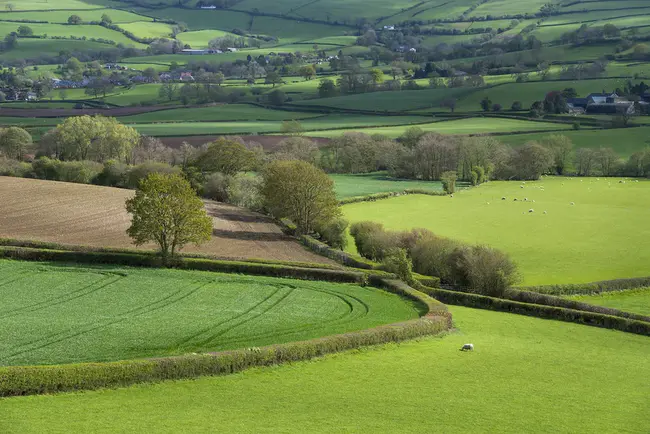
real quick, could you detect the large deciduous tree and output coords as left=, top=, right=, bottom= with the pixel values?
left=195, top=138, right=257, bottom=175
left=126, top=173, right=212, bottom=260
left=0, top=127, right=32, bottom=160
left=261, top=160, right=340, bottom=234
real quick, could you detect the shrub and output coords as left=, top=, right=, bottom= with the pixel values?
left=349, top=221, right=386, bottom=260
left=0, top=157, right=31, bottom=177
left=94, top=160, right=129, bottom=187
left=227, top=174, right=263, bottom=211
left=55, top=161, right=103, bottom=184
left=440, top=171, right=457, bottom=193
left=203, top=172, right=232, bottom=202
left=447, top=245, right=520, bottom=296
left=382, top=248, right=414, bottom=284
left=411, top=235, right=462, bottom=282
left=316, top=218, right=349, bottom=250
left=127, top=162, right=180, bottom=189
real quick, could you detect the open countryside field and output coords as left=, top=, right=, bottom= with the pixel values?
left=0, top=260, right=418, bottom=366
left=331, top=172, right=444, bottom=199
left=343, top=177, right=650, bottom=285
left=568, top=288, right=650, bottom=316
left=2, top=305, right=648, bottom=433
left=0, top=177, right=332, bottom=264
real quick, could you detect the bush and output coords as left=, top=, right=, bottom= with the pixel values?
left=203, top=172, right=232, bottom=202
left=447, top=245, right=520, bottom=296
left=94, top=160, right=129, bottom=187
left=228, top=174, right=263, bottom=211
left=382, top=248, right=414, bottom=284
left=127, top=162, right=180, bottom=189
left=349, top=221, right=387, bottom=260
left=31, top=158, right=102, bottom=184
left=520, top=276, right=650, bottom=295
left=440, top=171, right=457, bottom=193
left=0, top=157, right=31, bottom=177
left=316, top=218, right=349, bottom=250
left=411, top=235, right=462, bottom=282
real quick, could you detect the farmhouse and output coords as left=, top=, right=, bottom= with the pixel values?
left=567, top=92, right=635, bottom=115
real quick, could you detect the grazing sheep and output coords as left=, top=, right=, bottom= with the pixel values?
left=450, top=194, right=454, bottom=198
left=520, top=185, right=525, bottom=189
left=529, top=209, right=534, bottom=213
left=533, top=200, right=536, bottom=203
left=619, top=180, right=626, bottom=184
left=514, top=198, right=518, bottom=201
left=543, top=211, right=547, bottom=214
left=570, top=202, right=575, bottom=205
left=460, top=343, right=474, bottom=351
left=502, top=197, right=506, bottom=200
left=524, top=197, right=528, bottom=201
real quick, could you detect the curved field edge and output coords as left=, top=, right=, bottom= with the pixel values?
left=0, top=276, right=450, bottom=397
left=3, top=305, right=647, bottom=434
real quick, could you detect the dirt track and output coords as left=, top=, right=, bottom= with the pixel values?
left=0, top=177, right=334, bottom=264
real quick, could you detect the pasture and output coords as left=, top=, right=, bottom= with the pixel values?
left=568, top=288, right=650, bottom=316
left=0, top=259, right=419, bottom=366
left=0, top=177, right=332, bottom=264
left=2, top=305, right=648, bottom=433
left=330, top=172, right=444, bottom=199
left=342, top=177, right=650, bottom=285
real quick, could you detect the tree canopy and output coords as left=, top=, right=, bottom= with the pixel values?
left=126, top=173, right=212, bottom=259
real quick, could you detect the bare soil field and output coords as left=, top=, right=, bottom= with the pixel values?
left=0, top=177, right=334, bottom=264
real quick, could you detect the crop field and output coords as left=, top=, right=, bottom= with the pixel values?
left=2, top=305, right=648, bottom=433
left=309, top=118, right=573, bottom=139
left=0, top=22, right=145, bottom=47
left=568, top=288, right=650, bottom=316
left=118, top=105, right=322, bottom=123
left=497, top=127, right=650, bottom=158
left=0, top=259, right=418, bottom=366
left=0, top=177, right=332, bottom=264
left=330, top=172, right=444, bottom=199
left=343, top=177, right=650, bottom=285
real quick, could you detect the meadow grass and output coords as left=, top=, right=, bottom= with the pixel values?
left=1, top=305, right=648, bottom=433
left=568, top=288, right=650, bottom=316
left=118, top=22, right=174, bottom=39
left=141, top=8, right=252, bottom=32
left=118, top=105, right=322, bottom=123
left=0, top=39, right=112, bottom=61
left=497, top=127, right=650, bottom=158
left=0, top=22, right=145, bottom=47
left=308, top=118, right=573, bottom=139
left=0, top=9, right=151, bottom=23
left=176, top=29, right=237, bottom=48
left=343, top=177, right=650, bottom=285
left=330, top=172, right=444, bottom=199
left=0, top=260, right=419, bottom=366
left=0, top=0, right=96, bottom=10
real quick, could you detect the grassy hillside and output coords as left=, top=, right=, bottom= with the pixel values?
left=568, top=288, right=650, bottom=316
left=2, top=305, right=648, bottom=433
left=343, top=177, right=650, bottom=285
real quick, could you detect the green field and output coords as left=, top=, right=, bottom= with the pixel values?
left=331, top=172, right=444, bottom=199
left=0, top=39, right=113, bottom=61
left=498, top=127, right=650, bottom=158
left=176, top=29, right=237, bottom=47
left=119, top=105, right=322, bottom=123
left=309, top=118, right=574, bottom=138
left=343, top=177, right=650, bottom=285
left=2, top=305, right=648, bottom=433
left=0, top=260, right=420, bottom=367
left=0, top=22, right=145, bottom=47
left=569, top=288, right=650, bottom=316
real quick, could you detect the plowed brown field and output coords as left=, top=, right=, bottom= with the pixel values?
left=0, top=177, right=334, bottom=264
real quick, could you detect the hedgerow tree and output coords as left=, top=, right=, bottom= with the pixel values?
left=126, top=173, right=212, bottom=261
left=0, top=127, right=32, bottom=160
left=262, top=160, right=340, bottom=234
left=195, top=138, right=257, bottom=175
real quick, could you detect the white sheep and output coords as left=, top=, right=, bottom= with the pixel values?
left=460, top=343, right=474, bottom=351
left=524, top=197, right=528, bottom=201
left=520, top=185, right=525, bottom=189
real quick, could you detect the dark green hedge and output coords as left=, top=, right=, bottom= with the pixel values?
left=0, top=275, right=450, bottom=397
left=420, top=286, right=650, bottom=336
left=339, top=190, right=447, bottom=205
left=519, top=276, right=650, bottom=295
left=504, top=289, right=650, bottom=323
left=0, top=247, right=366, bottom=284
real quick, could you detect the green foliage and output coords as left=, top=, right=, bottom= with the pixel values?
left=440, top=171, right=457, bottom=193
left=0, top=127, right=32, bottom=160
left=262, top=160, right=340, bottom=234
left=447, top=245, right=520, bottom=296
left=382, top=248, right=414, bottom=284
left=195, top=138, right=257, bottom=176
left=315, top=217, right=349, bottom=250
left=126, top=161, right=180, bottom=189
left=125, top=173, right=212, bottom=259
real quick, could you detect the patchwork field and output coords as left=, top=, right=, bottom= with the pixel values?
left=0, top=260, right=419, bottom=366
left=2, top=305, right=648, bottom=433
left=0, top=177, right=332, bottom=264
left=330, top=172, right=444, bottom=199
left=569, top=288, right=650, bottom=316
left=343, top=177, right=650, bottom=285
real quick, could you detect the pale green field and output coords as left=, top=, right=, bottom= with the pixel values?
left=119, top=105, right=322, bottom=123
left=343, top=177, right=650, bottom=285
left=308, top=118, right=573, bottom=139
left=118, top=22, right=174, bottom=39
left=0, top=39, right=112, bottom=61
left=0, top=0, right=97, bottom=10
left=0, top=9, right=150, bottom=23
left=176, top=29, right=236, bottom=48
left=0, top=22, right=144, bottom=47
left=2, top=306, right=648, bottom=433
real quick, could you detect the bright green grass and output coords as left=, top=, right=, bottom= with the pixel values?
left=0, top=22, right=145, bottom=48
left=0, top=9, right=151, bottom=23
left=141, top=8, right=252, bottom=32
left=380, top=0, right=475, bottom=24
left=118, top=22, right=174, bottom=39
left=331, top=172, right=444, bottom=199
left=119, top=105, right=322, bottom=123
left=0, top=260, right=419, bottom=367
left=176, top=29, right=236, bottom=48
left=0, top=39, right=112, bottom=61
left=0, top=0, right=97, bottom=10
left=2, top=305, right=648, bottom=433
left=308, top=118, right=573, bottom=139
left=568, top=288, right=650, bottom=316
left=454, top=78, right=631, bottom=112
left=291, top=88, right=473, bottom=112
left=562, top=0, right=649, bottom=12
left=497, top=127, right=650, bottom=158
left=0, top=117, right=60, bottom=127
left=343, top=177, right=650, bottom=285
left=129, top=114, right=429, bottom=136
left=469, top=0, right=549, bottom=18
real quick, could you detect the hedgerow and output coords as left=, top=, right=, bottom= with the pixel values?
left=519, top=276, right=650, bottom=295
left=339, top=189, right=448, bottom=205
left=420, top=285, right=650, bottom=336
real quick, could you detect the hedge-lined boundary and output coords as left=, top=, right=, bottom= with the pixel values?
left=420, top=285, right=650, bottom=336
left=520, top=276, right=650, bottom=295
left=0, top=238, right=342, bottom=271
left=0, top=278, right=451, bottom=397
left=504, top=289, right=650, bottom=323
left=0, top=247, right=366, bottom=284
left=339, top=189, right=448, bottom=205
